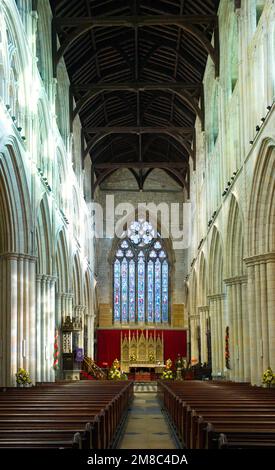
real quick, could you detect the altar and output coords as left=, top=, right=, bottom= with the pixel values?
left=120, top=330, right=164, bottom=373
left=129, top=364, right=165, bottom=374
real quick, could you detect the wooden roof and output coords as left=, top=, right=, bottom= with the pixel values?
left=51, top=0, right=220, bottom=194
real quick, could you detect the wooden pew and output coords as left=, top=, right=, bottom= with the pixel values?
left=158, top=380, right=275, bottom=449
left=0, top=381, right=133, bottom=449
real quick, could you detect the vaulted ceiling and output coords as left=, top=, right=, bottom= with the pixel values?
left=50, top=0, right=220, bottom=194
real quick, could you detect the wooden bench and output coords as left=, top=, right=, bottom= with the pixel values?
left=158, top=380, right=275, bottom=449
left=0, top=381, right=133, bottom=449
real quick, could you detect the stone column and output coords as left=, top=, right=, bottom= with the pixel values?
left=266, top=258, right=275, bottom=370
left=189, top=314, right=199, bottom=364
left=87, top=315, right=95, bottom=359
left=55, top=292, right=62, bottom=329
left=36, top=274, right=56, bottom=382
left=0, top=253, right=36, bottom=387
left=208, top=294, right=225, bottom=378
left=224, top=276, right=247, bottom=382
left=36, top=275, right=42, bottom=382
left=244, top=253, right=275, bottom=384
left=254, top=263, right=263, bottom=378
left=260, top=263, right=269, bottom=371
left=241, top=280, right=250, bottom=382
left=198, top=306, right=209, bottom=364
left=208, top=296, right=217, bottom=377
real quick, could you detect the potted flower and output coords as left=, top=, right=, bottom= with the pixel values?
left=162, top=369, right=174, bottom=380
left=15, top=368, right=32, bottom=387
left=262, top=367, right=275, bottom=388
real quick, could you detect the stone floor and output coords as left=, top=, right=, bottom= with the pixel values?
left=118, top=384, right=177, bottom=449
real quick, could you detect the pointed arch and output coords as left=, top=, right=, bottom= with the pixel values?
left=84, top=269, right=92, bottom=314
left=72, top=252, right=83, bottom=307
left=209, top=226, right=224, bottom=294
left=226, top=194, right=244, bottom=277
left=36, top=194, right=52, bottom=275
left=55, top=229, right=69, bottom=293
left=0, top=145, right=32, bottom=254
left=248, top=140, right=275, bottom=255
left=198, top=251, right=207, bottom=306
left=190, top=269, right=198, bottom=313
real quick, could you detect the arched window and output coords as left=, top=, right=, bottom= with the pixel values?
left=113, top=219, right=169, bottom=325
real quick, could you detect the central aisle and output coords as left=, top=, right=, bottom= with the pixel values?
left=119, top=383, right=177, bottom=449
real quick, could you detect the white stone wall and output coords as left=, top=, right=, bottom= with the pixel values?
left=187, top=0, right=275, bottom=384
left=0, top=0, right=96, bottom=386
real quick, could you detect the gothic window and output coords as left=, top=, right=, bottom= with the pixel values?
left=113, top=219, right=169, bottom=324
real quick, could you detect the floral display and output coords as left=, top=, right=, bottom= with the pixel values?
left=15, top=368, right=32, bottom=386
left=108, top=358, right=125, bottom=380
left=262, top=367, right=275, bottom=386
left=162, top=357, right=174, bottom=380
left=162, top=369, right=174, bottom=380
left=108, top=367, right=121, bottom=380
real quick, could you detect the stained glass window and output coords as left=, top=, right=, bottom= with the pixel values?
left=147, top=260, right=154, bottom=323
left=114, top=260, right=121, bottom=322
left=129, top=260, right=135, bottom=322
left=113, top=219, right=169, bottom=324
left=121, top=258, right=128, bottom=322
left=155, top=259, right=161, bottom=323
left=162, top=260, right=169, bottom=322
left=138, top=257, right=145, bottom=322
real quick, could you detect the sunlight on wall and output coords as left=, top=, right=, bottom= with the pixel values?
left=0, top=104, right=13, bottom=135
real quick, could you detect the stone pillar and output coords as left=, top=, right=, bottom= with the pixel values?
left=36, top=275, right=42, bottom=382
left=55, top=292, right=62, bottom=329
left=189, top=314, right=199, bottom=364
left=198, top=306, right=209, bottom=364
left=266, top=258, right=275, bottom=371
left=244, top=253, right=275, bottom=384
left=241, top=280, right=250, bottom=382
left=0, top=253, right=36, bottom=387
left=208, top=297, right=217, bottom=376
left=224, top=276, right=247, bottom=382
left=208, top=294, right=225, bottom=378
left=254, top=263, right=263, bottom=378
left=87, top=315, right=95, bottom=359
left=36, top=274, right=56, bottom=383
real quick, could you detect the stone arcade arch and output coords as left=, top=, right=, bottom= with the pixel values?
left=83, top=269, right=94, bottom=359
left=197, top=251, right=210, bottom=366
left=0, top=145, right=34, bottom=387
left=208, top=226, right=225, bottom=377
left=246, top=141, right=275, bottom=384
left=189, top=269, right=199, bottom=364
left=36, top=195, right=55, bottom=383
left=225, top=195, right=248, bottom=382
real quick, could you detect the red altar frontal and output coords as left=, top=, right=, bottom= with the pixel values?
left=96, top=329, right=187, bottom=369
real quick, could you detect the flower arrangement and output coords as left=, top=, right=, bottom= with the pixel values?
left=15, top=368, right=32, bottom=386
left=262, top=367, right=275, bottom=387
left=225, top=326, right=230, bottom=369
left=108, top=359, right=123, bottom=380
left=162, top=357, right=174, bottom=380
left=162, top=369, right=174, bottom=380
left=108, top=367, right=121, bottom=380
